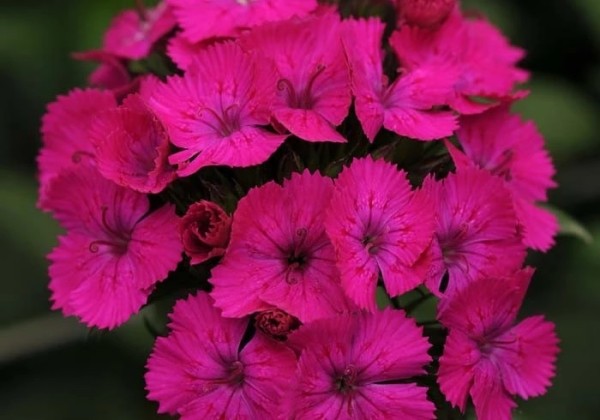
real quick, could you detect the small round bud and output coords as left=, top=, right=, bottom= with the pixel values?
left=397, top=0, right=456, bottom=27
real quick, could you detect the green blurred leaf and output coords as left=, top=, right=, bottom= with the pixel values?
left=548, top=206, right=594, bottom=244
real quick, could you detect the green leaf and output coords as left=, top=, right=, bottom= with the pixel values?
left=548, top=206, right=594, bottom=244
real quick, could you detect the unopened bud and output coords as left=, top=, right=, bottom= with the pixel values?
left=397, top=0, right=456, bottom=27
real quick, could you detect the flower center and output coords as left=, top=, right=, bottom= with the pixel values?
left=277, top=64, right=326, bottom=109
left=488, top=150, right=514, bottom=182
left=334, top=365, right=358, bottom=394
left=198, top=104, right=241, bottom=137
left=89, top=207, right=132, bottom=255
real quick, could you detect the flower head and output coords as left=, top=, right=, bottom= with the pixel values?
left=240, top=11, right=351, bottom=143
left=145, top=292, right=297, bottom=419
left=90, top=93, right=176, bottom=194
left=179, top=200, right=231, bottom=265
left=168, top=0, right=318, bottom=44
left=422, top=168, right=526, bottom=297
left=286, top=309, right=435, bottom=419
left=325, top=157, right=434, bottom=310
left=210, top=170, right=353, bottom=322
left=103, top=1, right=176, bottom=60
left=342, top=18, right=457, bottom=141
left=44, top=165, right=182, bottom=329
left=38, top=88, right=117, bottom=208
left=148, top=42, right=287, bottom=176
left=449, top=105, right=558, bottom=251
left=391, top=10, right=529, bottom=114
left=438, top=268, right=559, bottom=420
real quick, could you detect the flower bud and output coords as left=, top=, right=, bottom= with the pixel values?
left=180, top=200, right=231, bottom=264
left=397, top=0, right=456, bottom=27
left=255, top=308, right=301, bottom=340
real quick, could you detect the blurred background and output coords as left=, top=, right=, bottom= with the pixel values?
left=0, top=0, right=599, bottom=419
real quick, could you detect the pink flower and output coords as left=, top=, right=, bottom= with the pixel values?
left=390, top=10, right=529, bottom=114
left=240, top=12, right=351, bottom=143
left=145, top=292, right=297, bottom=419
left=396, top=0, right=456, bottom=27
left=44, top=165, right=182, bottom=329
left=438, top=268, right=559, bottom=420
left=148, top=42, right=288, bottom=176
left=286, top=309, right=435, bottom=419
left=448, top=105, right=558, bottom=251
left=37, top=88, right=117, bottom=209
left=325, top=157, right=434, bottom=310
left=422, top=168, right=526, bottom=297
left=168, top=0, right=318, bottom=44
left=90, top=94, right=176, bottom=194
left=166, top=32, right=227, bottom=71
left=342, top=18, right=458, bottom=142
left=103, top=1, right=176, bottom=60
left=210, top=170, right=353, bottom=322
left=180, top=200, right=231, bottom=265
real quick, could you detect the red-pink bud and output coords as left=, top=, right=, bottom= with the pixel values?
left=397, top=0, right=456, bottom=27
left=179, top=200, right=231, bottom=265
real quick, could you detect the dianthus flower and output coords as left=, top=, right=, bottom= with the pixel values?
left=148, top=42, right=287, bottom=176
left=145, top=292, right=297, bottom=419
left=179, top=200, right=231, bottom=265
left=240, top=11, right=351, bottom=143
left=342, top=18, right=457, bottom=141
left=390, top=10, right=528, bottom=114
left=90, top=93, right=176, bottom=194
left=325, top=157, right=434, bottom=310
left=168, top=0, right=318, bottom=44
left=285, top=308, right=435, bottom=419
left=44, top=165, right=182, bottom=329
left=448, top=105, right=558, bottom=251
left=38, top=88, right=117, bottom=208
left=102, top=1, right=176, bottom=60
left=210, top=170, right=353, bottom=322
left=422, top=168, right=526, bottom=297
left=438, top=268, right=559, bottom=420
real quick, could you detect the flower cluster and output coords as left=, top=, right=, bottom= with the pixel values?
left=38, top=0, right=560, bottom=418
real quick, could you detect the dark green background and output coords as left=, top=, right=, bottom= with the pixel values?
left=1, top=0, right=599, bottom=418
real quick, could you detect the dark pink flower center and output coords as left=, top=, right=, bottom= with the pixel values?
left=277, top=64, right=326, bottom=110
left=284, top=228, right=310, bottom=284
left=334, top=365, right=359, bottom=394
left=89, top=206, right=132, bottom=255
left=488, top=150, right=514, bottom=182
left=198, top=104, right=241, bottom=137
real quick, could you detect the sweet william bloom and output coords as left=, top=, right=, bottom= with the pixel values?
left=438, top=268, right=559, bottom=420
left=148, top=42, right=288, bottom=176
left=44, top=165, right=182, bottom=329
left=285, top=309, right=435, bottom=419
left=422, top=168, right=526, bottom=298
left=325, top=157, right=435, bottom=310
left=210, top=170, right=353, bottom=322
left=180, top=200, right=231, bottom=265
left=240, top=11, right=351, bottom=143
left=168, top=0, right=318, bottom=44
left=391, top=10, right=529, bottom=114
left=342, top=18, right=457, bottom=142
left=397, top=0, right=456, bottom=27
left=103, top=1, right=176, bottom=60
left=448, top=105, right=558, bottom=251
left=38, top=88, right=117, bottom=209
left=145, top=292, right=297, bottom=419
left=90, top=93, right=176, bottom=194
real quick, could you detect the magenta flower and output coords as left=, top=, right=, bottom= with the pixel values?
left=210, top=170, right=353, bottom=322
left=44, top=165, right=182, bottom=329
left=148, top=42, right=288, bottom=176
left=422, top=168, right=526, bottom=297
left=179, top=200, right=231, bottom=265
left=103, top=1, right=176, bottom=60
left=325, top=157, right=435, bottom=310
left=145, top=292, right=297, bottom=419
left=90, top=94, right=176, bottom=194
left=286, top=309, right=435, bottom=419
left=438, top=268, right=559, bottom=420
left=391, top=10, right=529, bottom=114
left=240, top=11, right=351, bottom=143
left=448, top=105, right=558, bottom=251
left=342, top=18, right=458, bottom=142
left=38, top=88, right=117, bottom=208
left=168, top=0, right=318, bottom=44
